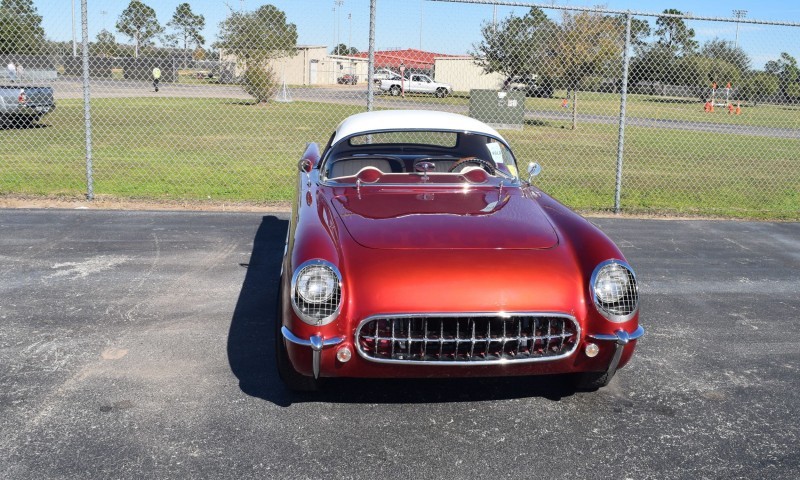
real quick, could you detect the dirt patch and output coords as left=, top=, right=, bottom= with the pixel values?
left=0, top=194, right=779, bottom=221
left=0, top=194, right=291, bottom=213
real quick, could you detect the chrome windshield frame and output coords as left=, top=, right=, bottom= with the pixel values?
left=318, top=128, right=523, bottom=187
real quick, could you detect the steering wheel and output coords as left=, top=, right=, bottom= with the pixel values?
left=448, top=157, right=496, bottom=176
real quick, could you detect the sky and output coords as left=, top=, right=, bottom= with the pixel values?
left=43, top=1, right=800, bottom=69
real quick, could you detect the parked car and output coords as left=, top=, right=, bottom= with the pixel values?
left=337, top=74, right=358, bottom=85
left=0, top=85, right=56, bottom=126
left=372, top=68, right=401, bottom=86
left=380, top=74, right=452, bottom=97
left=277, top=109, right=644, bottom=392
left=503, top=75, right=554, bottom=98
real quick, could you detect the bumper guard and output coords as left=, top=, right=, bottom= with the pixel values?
left=588, top=325, right=644, bottom=380
left=281, top=326, right=344, bottom=379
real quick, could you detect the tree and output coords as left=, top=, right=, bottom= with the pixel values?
left=677, top=55, right=741, bottom=99
left=168, top=3, right=205, bottom=67
left=765, top=52, right=800, bottom=99
left=700, top=38, right=751, bottom=75
left=473, top=8, right=625, bottom=128
left=739, top=72, right=779, bottom=106
left=471, top=7, right=557, bottom=79
left=92, top=29, right=118, bottom=58
left=655, top=9, right=697, bottom=56
left=630, top=44, right=679, bottom=90
left=116, top=0, right=163, bottom=58
left=214, top=5, right=297, bottom=103
left=192, top=46, right=206, bottom=61
left=0, top=0, right=46, bottom=55
left=331, top=43, right=358, bottom=55
left=551, top=10, right=625, bottom=129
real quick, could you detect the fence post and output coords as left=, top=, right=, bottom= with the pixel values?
left=81, top=0, right=94, bottom=200
left=367, top=0, right=376, bottom=112
left=614, top=12, right=632, bottom=213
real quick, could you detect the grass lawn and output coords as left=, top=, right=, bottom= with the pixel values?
left=405, top=89, right=800, bottom=130
left=1, top=97, right=798, bottom=219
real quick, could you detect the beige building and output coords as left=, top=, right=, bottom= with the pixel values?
left=225, top=47, right=502, bottom=89
left=224, top=45, right=370, bottom=86
left=268, top=45, right=328, bottom=85
left=310, top=54, right=370, bottom=85
left=433, top=57, right=505, bottom=93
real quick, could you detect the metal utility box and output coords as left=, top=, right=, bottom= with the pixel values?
left=468, top=89, right=525, bottom=130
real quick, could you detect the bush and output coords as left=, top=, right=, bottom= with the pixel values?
left=242, top=65, right=277, bottom=103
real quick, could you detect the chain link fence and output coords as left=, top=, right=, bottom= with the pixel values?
left=1, top=0, right=798, bottom=218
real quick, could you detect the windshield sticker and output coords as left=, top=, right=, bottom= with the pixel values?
left=487, top=143, right=504, bottom=164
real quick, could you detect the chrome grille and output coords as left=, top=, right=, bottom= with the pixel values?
left=355, top=314, right=579, bottom=364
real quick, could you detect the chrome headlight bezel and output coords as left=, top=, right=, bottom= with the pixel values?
left=290, top=259, right=343, bottom=326
left=590, top=259, right=639, bottom=323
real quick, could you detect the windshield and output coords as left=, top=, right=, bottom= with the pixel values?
left=321, top=130, right=520, bottom=185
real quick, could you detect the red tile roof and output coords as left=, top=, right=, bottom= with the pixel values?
left=351, top=48, right=464, bottom=70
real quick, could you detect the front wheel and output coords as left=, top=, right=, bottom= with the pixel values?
left=389, top=85, right=401, bottom=96
left=275, top=287, right=320, bottom=392
left=571, top=371, right=613, bottom=391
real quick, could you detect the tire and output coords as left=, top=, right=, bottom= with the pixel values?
left=389, top=85, right=401, bottom=96
left=571, top=371, right=613, bottom=391
left=435, top=87, right=448, bottom=98
left=275, top=285, right=320, bottom=392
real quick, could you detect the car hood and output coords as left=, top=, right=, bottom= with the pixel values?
left=330, top=188, right=558, bottom=250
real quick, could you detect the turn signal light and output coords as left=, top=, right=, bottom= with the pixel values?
left=336, top=346, right=352, bottom=363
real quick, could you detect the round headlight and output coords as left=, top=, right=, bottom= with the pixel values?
left=291, top=260, right=342, bottom=325
left=594, top=263, right=630, bottom=303
left=296, top=265, right=336, bottom=303
left=590, top=260, right=638, bottom=322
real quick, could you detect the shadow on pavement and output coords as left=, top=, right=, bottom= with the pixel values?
left=227, top=216, right=575, bottom=407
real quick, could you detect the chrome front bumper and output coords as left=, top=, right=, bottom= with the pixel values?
left=281, top=326, right=344, bottom=379
left=281, top=324, right=644, bottom=381
left=588, top=325, right=645, bottom=379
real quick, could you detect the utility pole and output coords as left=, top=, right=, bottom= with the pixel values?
left=71, top=0, right=77, bottom=57
left=733, top=9, right=747, bottom=48
left=348, top=13, right=352, bottom=54
left=420, top=1, right=423, bottom=50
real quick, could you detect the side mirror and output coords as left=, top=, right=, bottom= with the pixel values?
left=527, top=162, right=542, bottom=183
left=299, top=142, right=320, bottom=171
left=298, top=158, right=313, bottom=173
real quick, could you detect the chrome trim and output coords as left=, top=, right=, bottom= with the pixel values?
left=281, top=326, right=345, bottom=379
left=320, top=177, right=521, bottom=188
left=354, top=312, right=580, bottom=365
left=290, top=259, right=343, bottom=326
left=589, top=259, right=639, bottom=323
left=588, top=325, right=645, bottom=343
left=281, top=326, right=345, bottom=348
left=588, top=326, right=645, bottom=381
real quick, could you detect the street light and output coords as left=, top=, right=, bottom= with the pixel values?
left=732, top=9, right=747, bottom=48
left=334, top=0, right=344, bottom=54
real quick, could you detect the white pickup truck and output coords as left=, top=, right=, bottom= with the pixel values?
left=0, top=84, right=56, bottom=126
left=380, top=74, right=452, bottom=98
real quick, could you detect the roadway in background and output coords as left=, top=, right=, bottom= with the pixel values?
left=50, top=79, right=800, bottom=139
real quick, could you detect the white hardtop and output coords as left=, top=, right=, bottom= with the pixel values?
left=331, top=110, right=506, bottom=146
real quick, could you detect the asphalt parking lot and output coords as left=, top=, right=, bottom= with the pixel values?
left=1, top=209, right=798, bottom=479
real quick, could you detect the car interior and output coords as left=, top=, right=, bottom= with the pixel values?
left=322, top=132, right=513, bottom=181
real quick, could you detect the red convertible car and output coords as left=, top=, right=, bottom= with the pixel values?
left=277, top=110, right=643, bottom=391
